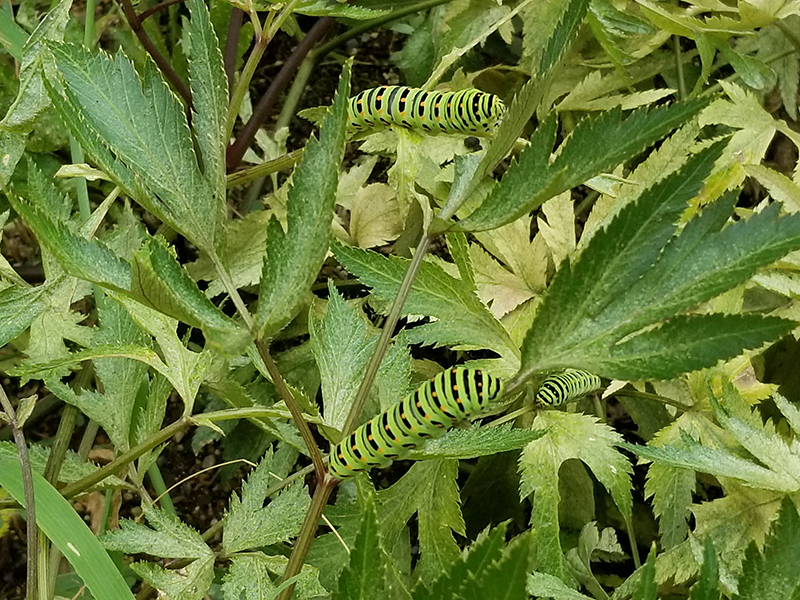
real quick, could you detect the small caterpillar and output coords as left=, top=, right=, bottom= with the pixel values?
left=330, top=368, right=504, bottom=479
left=347, top=86, right=505, bottom=135
left=535, top=369, right=602, bottom=407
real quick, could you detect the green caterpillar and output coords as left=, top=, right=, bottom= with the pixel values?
left=347, top=86, right=505, bottom=135
left=535, top=369, right=602, bottom=407
left=330, top=367, right=504, bottom=479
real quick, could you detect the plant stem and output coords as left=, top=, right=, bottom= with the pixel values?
left=276, top=475, right=338, bottom=600
left=0, top=383, right=37, bottom=599
left=254, top=340, right=326, bottom=478
left=224, top=9, right=244, bottom=91
left=209, top=251, right=253, bottom=330
left=340, top=233, right=432, bottom=439
left=316, top=0, right=453, bottom=58
left=776, top=19, right=800, bottom=54
left=673, top=35, right=686, bottom=100
left=227, top=149, right=303, bottom=187
left=59, top=418, right=190, bottom=499
left=227, top=17, right=336, bottom=170
left=138, top=0, right=184, bottom=22
left=118, top=0, right=193, bottom=108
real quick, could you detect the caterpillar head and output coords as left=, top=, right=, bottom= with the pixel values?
left=488, top=96, right=506, bottom=129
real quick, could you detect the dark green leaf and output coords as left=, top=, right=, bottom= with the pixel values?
left=690, top=538, right=720, bottom=600
left=632, top=547, right=657, bottom=600
left=736, top=497, right=800, bottom=600
left=333, top=493, right=385, bottom=600
left=49, top=43, right=219, bottom=255
left=333, top=241, right=516, bottom=359
left=408, top=426, right=546, bottom=460
left=131, top=236, right=250, bottom=354
left=256, top=61, right=350, bottom=338
left=8, top=191, right=131, bottom=292
left=414, top=523, right=508, bottom=600
left=591, top=314, right=795, bottom=381
left=459, top=532, right=532, bottom=600
left=461, top=99, right=709, bottom=231
left=186, top=0, right=228, bottom=207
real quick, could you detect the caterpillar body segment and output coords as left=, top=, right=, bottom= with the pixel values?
left=330, top=368, right=504, bottom=479
left=347, top=86, right=505, bottom=136
left=535, top=369, right=602, bottom=407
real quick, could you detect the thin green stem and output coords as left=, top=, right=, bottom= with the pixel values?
left=77, top=420, right=99, bottom=460
left=43, top=403, right=79, bottom=485
left=673, top=35, right=686, bottom=100
left=276, top=475, right=338, bottom=600
left=703, top=48, right=796, bottom=97
left=227, top=149, right=303, bottom=188
left=209, top=252, right=253, bottom=330
left=196, top=406, right=314, bottom=423
left=315, top=0, right=454, bottom=58
left=59, top=418, right=190, bottom=499
left=340, top=233, right=433, bottom=439
left=776, top=19, right=800, bottom=54
left=255, top=340, right=326, bottom=478
left=0, top=383, right=37, bottom=599
left=147, top=463, right=176, bottom=515
left=614, top=390, right=693, bottom=412
left=83, top=0, right=96, bottom=46
left=227, top=30, right=270, bottom=139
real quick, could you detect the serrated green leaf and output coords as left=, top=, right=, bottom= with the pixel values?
left=408, top=426, right=546, bottom=460
left=590, top=314, right=795, bottom=381
left=333, top=242, right=517, bottom=360
left=519, top=412, right=632, bottom=580
left=644, top=422, right=696, bottom=549
left=102, top=506, right=213, bottom=559
left=518, top=140, right=800, bottom=382
left=621, top=435, right=799, bottom=492
left=113, top=294, right=213, bottom=412
left=736, top=497, right=800, bottom=600
left=1, top=0, right=72, bottom=132
left=186, top=0, right=228, bottom=207
left=132, top=556, right=214, bottom=600
left=461, top=99, right=709, bottom=231
left=632, top=547, right=657, bottom=600
left=41, top=63, right=140, bottom=199
left=256, top=62, right=350, bottom=338
left=222, top=554, right=278, bottom=600
left=690, top=537, right=720, bottom=600
left=45, top=300, right=149, bottom=452
left=0, top=441, right=127, bottom=489
left=527, top=572, right=594, bottom=600
left=0, top=277, right=65, bottom=347
left=49, top=43, right=218, bottom=255
left=459, top=532, right=532, bottom=600
left=537, top=0, right=592, bottom=75
left=378, top=460, right=465, bottom=582
left=222, top=553, right=327, bottom=600
left=310, top=282, right=378, bottom=432
left=414, top=522, right=508, bottom=600
left=618, top=199, right=800, bottom=332
left=8, top=183, right=131, bottom=293
left=334, top=492, right=385, bottom=600
left=131, top=236, right=250, bottom=355
left=223, top=453, right=310, bottom=553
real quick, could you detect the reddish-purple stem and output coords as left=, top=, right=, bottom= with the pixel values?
left=226, top=17, right=336, bottom=170
left=224, top=9, right=245, bottom=93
